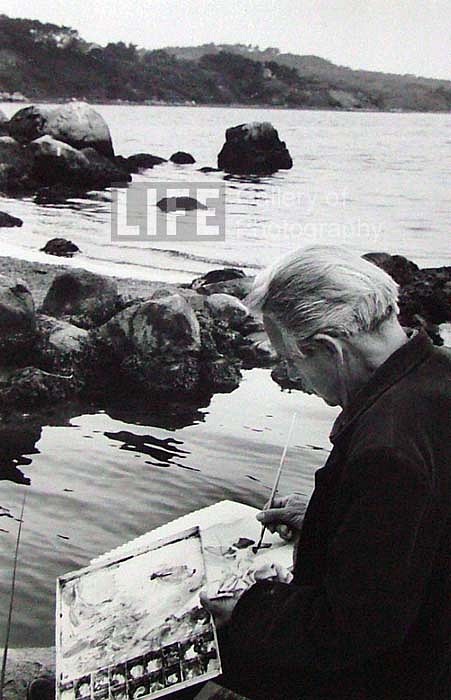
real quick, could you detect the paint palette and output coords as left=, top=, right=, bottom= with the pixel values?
left=56, top=527, right=221, bottom=699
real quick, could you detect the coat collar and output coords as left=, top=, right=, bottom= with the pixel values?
left=329, top=330, right=433, bottom=444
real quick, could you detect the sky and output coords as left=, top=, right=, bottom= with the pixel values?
left=1, top=0, right=450, bottom=79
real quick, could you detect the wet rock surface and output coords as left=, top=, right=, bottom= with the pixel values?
left=217, top=122, right=293, bottom=175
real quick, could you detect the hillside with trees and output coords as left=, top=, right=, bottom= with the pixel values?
left=0, top=16, right=450, bottom=111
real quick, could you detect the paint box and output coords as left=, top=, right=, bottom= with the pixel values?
left=56, top=527, right=221, bottom=699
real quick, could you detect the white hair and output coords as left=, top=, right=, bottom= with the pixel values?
left=246, top=245, right=399, bottom=341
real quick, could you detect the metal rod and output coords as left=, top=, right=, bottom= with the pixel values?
left=0, top=490, right=27, bottom=700
left=254, top=412, right=297, bottom=553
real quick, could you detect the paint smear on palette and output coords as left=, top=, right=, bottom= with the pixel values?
left=56, top=527, right=221, bottom=699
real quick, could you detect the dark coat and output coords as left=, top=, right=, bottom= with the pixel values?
left=222, top=332, right=451, bottom=700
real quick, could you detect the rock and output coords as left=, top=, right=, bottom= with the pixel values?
left=364, top=252, right=451, bottom=344
left=124, top=153, right=167, bottom=172
left=191, top=268, right=246, bottom=290
left=9, top=102, right=114, bottom=157
left=205, top=293, right=249, bottom=329
left=99, top=293, right=205, bottom=396
left=399, top=267, right=451, bottom=333
left=0, top=136, right=35, bottom=193
left=34, top=184, right=89, bottom=204
left=236, top=331, right=277, bottom=369
left=199, top=356, right=242, bottom=393
left=41, top=269, right=120, bottom=329
left=198, top=166, right=221, bottom=173
left=29, top=135, right=130, bottom=189
left=0, top=366, right=76, bottom=409
left=40, top=238, right=80, bottom=257
left=217, top=122, right=293, bottom=175
left=0, top=275, right=36, bottom=359
left=157, top=196, right=207, bottom=212
left=34, top=315, right=90, bottom=376
left=0, top=211, right=23, bottom=227
left=195, top=277, right=255, bottom=300
left=100, top=293, right=201, bottom=360
left=363, top=252, right=420, bottom=286
left=7, top=104, right=52, bottom=144
left=0, top=647, right=55, bottom=700
left=170, top=151, right=196, bottom=164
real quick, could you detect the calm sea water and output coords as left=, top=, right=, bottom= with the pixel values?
left=0, top=105, right=449, bottom=646
left=0, top=104, right=450, bottom=277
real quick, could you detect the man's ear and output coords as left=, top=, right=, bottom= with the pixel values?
left=312, top=333, right=345, bottom=364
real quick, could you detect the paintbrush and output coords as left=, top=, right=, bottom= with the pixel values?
left=253, top=412, right=297, bottom=554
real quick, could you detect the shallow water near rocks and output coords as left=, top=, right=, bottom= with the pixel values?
left=0, top=370, right=338, bottom=646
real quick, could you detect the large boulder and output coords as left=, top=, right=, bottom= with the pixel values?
left=217, top=122, right=293, bottom=175
left=29, top=136, right=130, bottom=189
left=0, top=136, right=35, bottom=193
left=99, top=293, right=204, bottom=396
left=9, top=102, right=114, bottom=157
left=0, top=275, right=36, bottom=359
left=100, top=293, right=202, bottom=360
left=41, top=269, right=120, bottom=329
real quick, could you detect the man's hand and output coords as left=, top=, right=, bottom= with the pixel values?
left=256, top=493, right=308, bottom=541
left=200, top=590, right=241, bottom=628
left=253, top=562, right=293, bottom=583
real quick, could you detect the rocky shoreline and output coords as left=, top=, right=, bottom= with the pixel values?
left=0, top=251, right=450, bottom=416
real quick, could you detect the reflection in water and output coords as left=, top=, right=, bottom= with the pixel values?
left=0, top=396, right=211, bottom=487
left=0, top=415, right=41, bottom=485
left=104, top=430, right=200, bottom=471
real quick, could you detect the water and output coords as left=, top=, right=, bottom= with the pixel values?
left=0, top=373, right=337, bottom=646
left=0, top=105, right=449, bottom=646
left=0, top=105, right=450, bottom=280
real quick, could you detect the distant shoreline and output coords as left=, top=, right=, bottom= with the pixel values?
left=1, top=99, right=449, bottom=115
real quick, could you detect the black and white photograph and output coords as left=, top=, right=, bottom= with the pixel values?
left=0, top=2, right=449, bottom=699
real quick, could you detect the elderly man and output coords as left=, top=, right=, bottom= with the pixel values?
left=202, top=246, right=451, bottom=700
